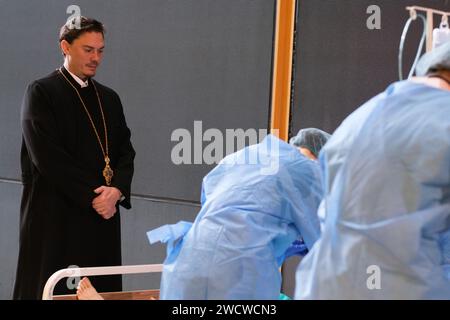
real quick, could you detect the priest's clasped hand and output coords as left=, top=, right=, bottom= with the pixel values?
left=92, top=186, right=122, bottom=219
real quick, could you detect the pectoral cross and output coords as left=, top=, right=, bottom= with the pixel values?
left=103, top=156, right=114, bottom=186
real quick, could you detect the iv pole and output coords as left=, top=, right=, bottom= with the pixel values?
left=406, top=6, right=450, bottom=52
left=399, top=6, right=450, bottom=80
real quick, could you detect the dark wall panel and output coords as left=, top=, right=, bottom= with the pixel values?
left=292, top=0, right=450, bottom=135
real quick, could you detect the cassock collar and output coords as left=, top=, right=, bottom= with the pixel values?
left=61, top=64, right=89, bottom=88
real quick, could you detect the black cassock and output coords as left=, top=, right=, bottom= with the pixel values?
left=13, top=66, right=135, bottom=299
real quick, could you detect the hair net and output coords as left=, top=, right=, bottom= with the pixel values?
left=289, top=128, right=331, bottom=158
left=416, top=41, right=450, bottom=76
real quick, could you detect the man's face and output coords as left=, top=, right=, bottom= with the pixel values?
left=61, top=31, right=104, bottom=80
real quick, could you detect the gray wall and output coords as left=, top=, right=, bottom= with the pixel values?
left=0, top=0, right=275, bottom=299
left=0, top=181, right=21, bottom=298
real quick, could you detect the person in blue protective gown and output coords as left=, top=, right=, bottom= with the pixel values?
left=295, top=43, right=450, bottom=300
left=148, top=130, right=330, bottom=300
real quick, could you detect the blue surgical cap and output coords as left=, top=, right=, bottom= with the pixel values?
left=416, top=41, right=450, bottom=76
left=289, top=128, right=331, bottom=158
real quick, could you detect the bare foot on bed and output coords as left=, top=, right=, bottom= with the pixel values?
left=76, top=277, right=104, bottom=300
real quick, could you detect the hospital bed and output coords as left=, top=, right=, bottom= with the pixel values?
left=42, top=264, right=163, bottom=300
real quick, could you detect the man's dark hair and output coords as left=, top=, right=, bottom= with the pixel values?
left=59, top=16, right=105, bottom=44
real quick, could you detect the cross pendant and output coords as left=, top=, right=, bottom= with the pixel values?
left=103, top=159, right=114, bottom=186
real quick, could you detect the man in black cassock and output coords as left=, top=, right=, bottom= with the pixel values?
left=13, top=17, right=135, bottom=299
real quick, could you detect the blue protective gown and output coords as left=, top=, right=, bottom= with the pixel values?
left=295, top=81, right=450, bottom=299
left=153, top=134, right=323, bottom=299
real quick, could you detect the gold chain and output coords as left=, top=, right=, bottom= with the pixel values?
left=58, top=68, right=114, bottom=185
